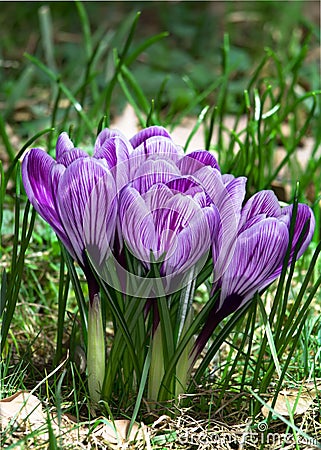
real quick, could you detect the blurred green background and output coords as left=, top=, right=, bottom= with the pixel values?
left=0, top=1, right=319, bottom=140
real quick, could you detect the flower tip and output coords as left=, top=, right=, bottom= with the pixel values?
left=56, top=132, right=74, bottom=159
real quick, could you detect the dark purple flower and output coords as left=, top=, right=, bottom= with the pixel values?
left=22, top=132, right=118, bottom=298
left=192, top=190, right=315, bottom=359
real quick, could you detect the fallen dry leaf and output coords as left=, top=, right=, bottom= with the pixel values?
left=262, top=385, right=317, bottom=418
left=0, top=391, right=46, bottom=432
left=92, top=418, right=145, bottom=448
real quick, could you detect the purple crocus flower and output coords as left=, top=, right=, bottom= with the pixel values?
left=192, top=190, right=315, bottom=359
left=119, top=175, right=220, bottom=280
left=22, top=132, right=118, bottom=299
left=110, top=126, right=247, bottom=286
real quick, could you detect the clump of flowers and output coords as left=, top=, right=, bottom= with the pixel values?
left=22, top=126, right=315, bottom=404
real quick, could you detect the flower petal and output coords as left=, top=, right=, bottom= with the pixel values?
left=119, top=187, right=157, bottom=264
left=219, top=218, right=289, bottom=311
left=56, top=147, right=89, bottom=166
left=129, top=126, right=173, bottom=149
left=164, top=204, right=219, bottom=275
left=129, top=136, right=183, bottom=178
left=196, top=167, right=246, bottom=280
left=143, top=183, right=174, bottom=215
left=22, top=148, right=64, bottom=235
left=132, top=157, right=181, bottom=194
left=94, top=128, right=129, bottom=153
left=177, top=150, right=220, bottom=175
left=56, top=132, right=74, bottom=160
left=240, top=190, right=281, bottom=231
left=280, top=203, right=315, bottom=262
left=57, top=158, right=117, bottom=266
left=94, top=136, right=131, bottom=191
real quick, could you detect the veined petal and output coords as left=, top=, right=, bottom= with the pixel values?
left=280, top=203, right=315, bottom=261
left=196, top=167, right=245, bottom=280
left=94, top=136, right=130, bottom=191
left=56, top=132, right=74, bottom=160
left=177, top=150, right=220, bottom=175
left=143, top=183, right=174, bottom=214
left=157, top=192, right=202, bottom=234
left=56, top=147, right=88, bottom=166
left=22, top=148, right=64, bottom=235
left=224, top=176, right=247, bottom=216
left=94, top=128, right=130, bottom=153
left=194, top=166, right=226, bottom=205
left=222, top=173, right=235, bottom=185
left=83, top=174, right=117, bottom=268
left=94, top=135, right=130, bottom=168
left=132, top=158, right=181, bottom=194
left=57, top=158, right=116, bottom=266
left=129, top=126, right=173, bottom=149
left=163, top=205, right=218, bottom=274
left=240, top=190, right=281, bottom=230
left=119, top=187, right=157, bottom=264
left=129, top=136, right=183, bottom=178
left=165, top=176, right=202, bottom=195
left=219, top=218, right=289, bottom=311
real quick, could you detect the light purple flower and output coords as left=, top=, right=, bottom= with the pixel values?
left=104, top=126, right=246, bottom=282
left=119, top=176, right=220, bottom=277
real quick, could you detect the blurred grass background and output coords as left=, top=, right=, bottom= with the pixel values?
left=0, top=1, right=319, bottom=141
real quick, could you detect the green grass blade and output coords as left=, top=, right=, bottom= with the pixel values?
left=192, top=301, right=252, bottom=386
left=127, top=340, right=151, bottom=439
left=38, top=5, right=57, bottom=73
left=54, top=253, right=70, bottom=367
left=75, top=1, right=93, bottom=59
left=0, top=114, right=15, bottom=162
left=24, top=53, right=95, bottom=137
left=60, top=245, right=88, bottom=335
left=1, top=203, right=36, bottom=351
left=5, top=127, right=53, bottom=185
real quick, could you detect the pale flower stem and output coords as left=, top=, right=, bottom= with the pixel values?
left=147, top=324, right=164, bottom=401
left=175, top=310, right=194, bottom=397
left=87, top=293, right=105, bottom=405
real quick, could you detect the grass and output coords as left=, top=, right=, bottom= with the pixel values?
left=1, top=1, right=321, bottom=448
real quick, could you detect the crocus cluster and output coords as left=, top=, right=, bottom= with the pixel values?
left=22, top=125, right=315, bottom=402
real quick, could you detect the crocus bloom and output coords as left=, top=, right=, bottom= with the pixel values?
left=193, top=190, right=315, bottom=358
left=22, top=131, right=120, bottom=405
left=112, top=126, right=247, bottom=286
left=119, top=175, right=220, bottom=279
left=22, top=132, right=118, bottom=294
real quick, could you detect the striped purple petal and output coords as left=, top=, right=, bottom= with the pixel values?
left=56, top=147, right=89, bottom=166
left=279, top=203, right=315, bottom=263
left=163, top=203, right=219, bottom=275
left=131, top=157, right=181, bottom=194
left=119, top=186, right=157, bottom=264
left=94, top=128, right=129, bottom=153
left=22, top=148, right=65, bottom=237
left=196, top=167, right=246, bottom=280
left=192, top=219, right=289, bottom=360
left=129, top=136, right=183, bottom=179
left=219, top=218, right=289, bottom=310
left=129, top=126, right=173, bottom=149
left=120, top=178, right=219, bottom=276
left=56, top=132, right=74, bottom=160
left=94, top=135, right=131, bottom=191
left=177, top=150, right=220, bottom=175
left=239, top=190, right=281, bottom=231
left=56, top=158, right=117, bottom=266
